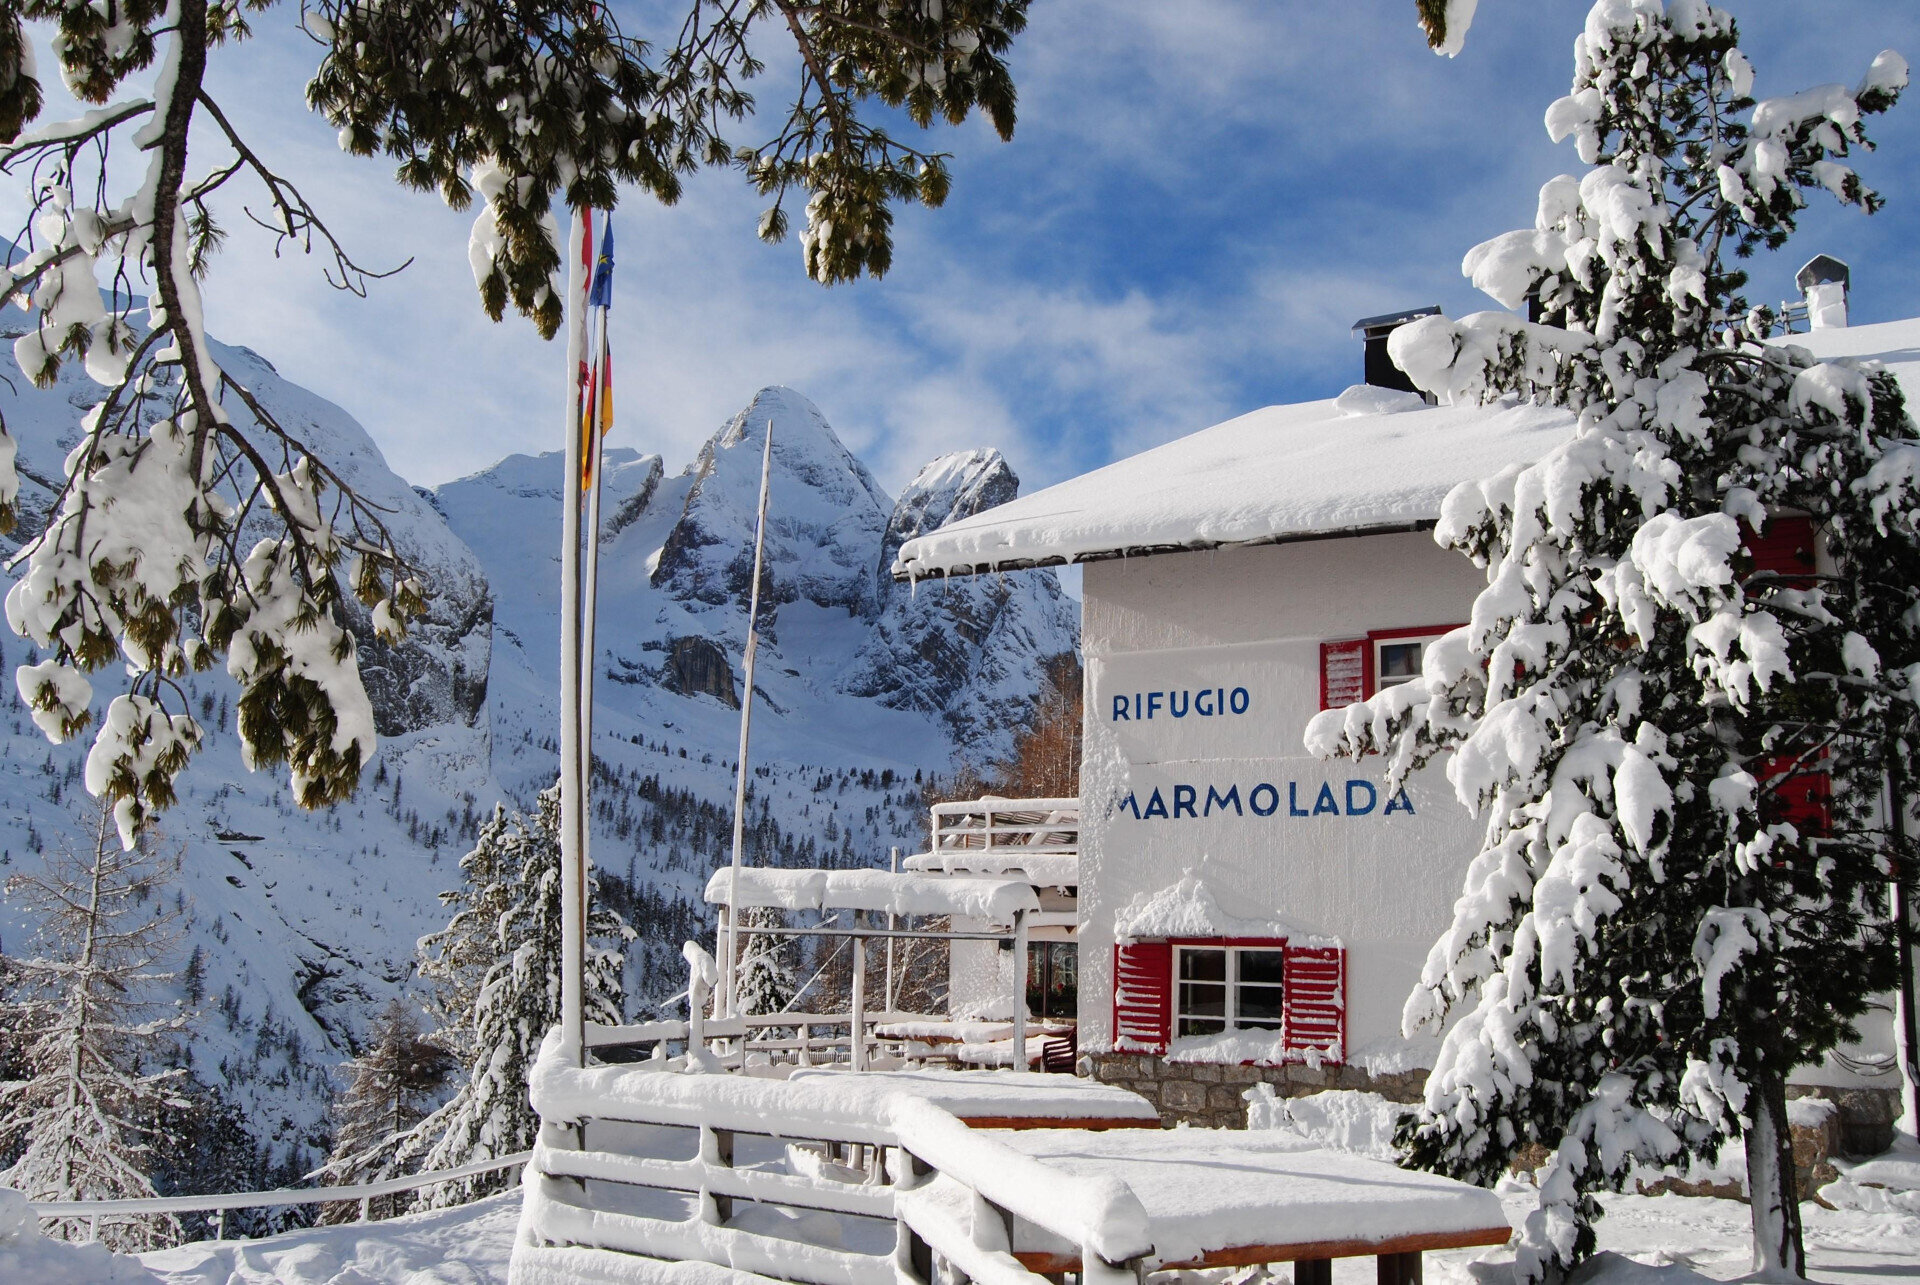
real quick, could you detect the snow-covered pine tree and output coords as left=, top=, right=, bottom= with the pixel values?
left=1306, top=4, right=1914, bottom=1279
left=0, top=1, right=1033, bottom=838
left=736, top=905, right=799, bottom=1020
left=398, top=784, right=631, bottom=1207
left=0, top=802, right=190, bottom=1250
left=316, top=1000, right=453, bottom=1223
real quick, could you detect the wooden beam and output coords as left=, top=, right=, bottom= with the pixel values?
left=955, top=1116, right=1160, bottom=1131
left=1010, top=1225, right=1511, bottom=1274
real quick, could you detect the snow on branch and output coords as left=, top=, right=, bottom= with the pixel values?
left=0, top=0, right=425, bottom=843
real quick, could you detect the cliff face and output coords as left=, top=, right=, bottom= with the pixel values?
left=842, top=449, right=1079, bottom=761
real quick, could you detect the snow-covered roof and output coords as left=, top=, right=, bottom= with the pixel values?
left=702, top=867, right=1041, bottom=923
left=892, top=392, right=1575, bottom=578
left=893, top=316, right=1920, bottom=580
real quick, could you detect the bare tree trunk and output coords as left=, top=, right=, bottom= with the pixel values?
left=1745, top=1068, right=1806, bottom=1279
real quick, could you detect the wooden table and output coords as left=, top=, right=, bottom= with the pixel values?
left=991, top=1128, right=1511, bottom=1284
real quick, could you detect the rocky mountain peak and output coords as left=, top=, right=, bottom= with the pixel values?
left=876, top=449, right=1020, bottom=608
left=652, top=386, right=891, bottom=621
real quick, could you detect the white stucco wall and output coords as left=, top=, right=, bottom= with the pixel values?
left=1077, top=532, right=1485, bottom=1067
left=1074, top=531, right=1901, bottom=1092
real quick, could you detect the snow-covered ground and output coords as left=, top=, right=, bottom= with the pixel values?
left=101, top=1186, right=1920, bottom=1285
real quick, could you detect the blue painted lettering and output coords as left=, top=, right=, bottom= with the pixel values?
left=1230, top=686, right=1251, bottom=714
left=1384, top=789, right=1416, bottom=816
left=1134, top=694, right=1142, bottom=721
left=1288, top=782, right=1311, bottom=817
left=1313, top=783, right=1341, bottom=816
left=1112, top=695, right=1129, bottom=722
left=1143, top=788, right=1169, bottom=820
left=1195, top=689, right=1215, bottom=716
left=1170, top=690, right=1189, bottom=718
left=1147, top=691, right=1163, bottom=719
left=1345, top=780, right=1377, bottom=816
left=1173, top=785, right=1198, bottom=818
left=1249, top=783, right=1280, bottom=817
left=1205, top=784, right=1242, bottom=817
left=1118, top=792, right=1140, bottom=819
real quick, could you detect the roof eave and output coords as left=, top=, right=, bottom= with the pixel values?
left=890, top=517, right=1441, bottom=582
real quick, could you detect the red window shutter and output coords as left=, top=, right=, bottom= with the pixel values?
left=1283, top=945, right=1346, bottom=1062
left=1744, top=517, right=1826, bottom=835
left=1320, top=639, right=1370, bottom=710
left=1112, top=941, right=1172, bottom=1054
left=1744, top=516, right=1816, bottom=589
left=1758, top=753, right=1832, bottom=839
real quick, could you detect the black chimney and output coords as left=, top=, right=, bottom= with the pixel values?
left=1352, top=306, right=1442, bottom=393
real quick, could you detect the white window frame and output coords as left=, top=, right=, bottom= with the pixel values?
left=1173, top=944, right=1287, bottom=1039
left=1372, top=631, right=1447, bottom=690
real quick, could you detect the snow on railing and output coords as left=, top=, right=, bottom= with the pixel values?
left=905, top=797, right=1079, bottom=884
left=521, top=1033, right=1151, bottom=1285
left=27, top=1149, right=532, bottom=1242
left=585, top=1010, right=950, bottom=1067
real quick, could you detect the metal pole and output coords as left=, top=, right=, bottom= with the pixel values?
left=851, top=923, right=868, bottom=1072
left=886, top=846, right=899, bottom=1014
left=721, top=421, right=775, bottom=1017
left=558, top=207, right=591, bottom=1062
left=1891, top=761, right=1920, bottom=1135
left=1011, top=909, right=1028, bottom=1070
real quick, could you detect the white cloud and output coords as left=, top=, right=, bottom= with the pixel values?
left=5, top=0, right=1917, bottom=512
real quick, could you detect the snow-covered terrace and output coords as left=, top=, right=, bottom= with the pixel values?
left=516, top=1037, right=1512, bottom=1285
left=891, top=316, right=1920, bottom=580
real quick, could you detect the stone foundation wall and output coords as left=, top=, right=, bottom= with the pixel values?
left=1082, top=1052, right=1427, bottom=1129
left=1084, top=1052, right=1903, bottom=1181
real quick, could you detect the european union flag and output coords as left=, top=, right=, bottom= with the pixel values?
left=588, top=219, right=615, bottom=309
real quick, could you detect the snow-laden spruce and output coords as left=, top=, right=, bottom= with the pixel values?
left=391, top=784, right=631, bottom=1209
left=1306, top=3, right=1915, bottom=1280
left=735, top=905, right=800, bottom=1020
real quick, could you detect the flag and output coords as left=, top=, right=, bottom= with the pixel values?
left=576, top=208, right=594, bottom=480
left=597, top=336, right=613, bottom=437
left=589, top=219, right=615, bottom=310
left=580, top=214, right=614, bottom=494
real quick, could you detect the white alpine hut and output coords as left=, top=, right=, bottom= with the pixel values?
left=892, top=280, right=1914, bottom=1145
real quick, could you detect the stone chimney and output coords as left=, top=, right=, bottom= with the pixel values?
left=1797, top=254, right=1850, bottom=330
left=1352, top=306, right=1441, bottom=392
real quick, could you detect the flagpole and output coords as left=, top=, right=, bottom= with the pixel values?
left=558, top=206, right=592, bottom=1065
left=721, top=421, right=775, bottom=1018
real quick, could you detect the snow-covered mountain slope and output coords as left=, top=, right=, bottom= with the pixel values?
left=0, top=330, right=1074, bottom=1190
left=0, top=307, right=501, bottom=1179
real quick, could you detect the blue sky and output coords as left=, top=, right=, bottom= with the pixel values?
left=21, top=1, right=1920, bottom=497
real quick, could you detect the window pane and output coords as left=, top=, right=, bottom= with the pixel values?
left=1179, top=949, right=1226, bottom=982
left=1031, top=942, right=1076, bottom=1019
left=1378, top=641, right=1423, bottom=684
left=1239, top=950, right=1287, bottom=985
left=1237, top=983, right=1285, bottom=1027
left=1179, top=981, right=1227, bottom=1018
left=1177, top=1016, right=1226, bottom=1037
